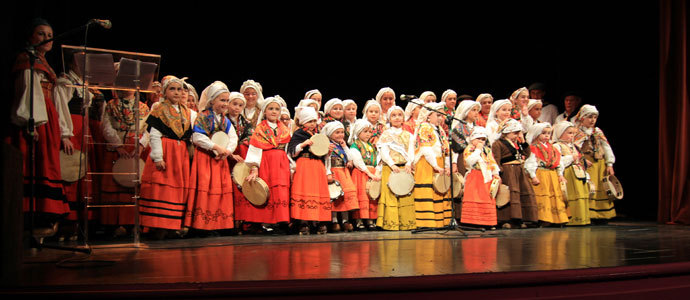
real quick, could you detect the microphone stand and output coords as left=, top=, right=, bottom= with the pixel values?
left=24, top=20, right=101, bottom=255
left=401, top=98, right=485, bottom=236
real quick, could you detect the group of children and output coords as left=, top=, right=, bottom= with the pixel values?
left=11, top=21, right=618, bottom=239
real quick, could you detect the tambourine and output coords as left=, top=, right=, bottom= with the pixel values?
left=490, top=178, right=510, bottom=208
left=309, top=133, right=330, bottom=157
left=603, top=174, right=623, bottom=200
left=112, top=157, right=145, bottom=188
left=211, top=131, right=230, bottom=156
left=432, top=173, right=451, bottom=194
left=242, top=178, right=269, bottom=206
left=451, top=172, right=465, bottom=198
left=366, top=179, right=381, bottom=199
left=388, top=172, right=415, bottom=197
left=232, top=162, right=251, bottom=188
left=60, top=149, right=87, bottom=182
left=328, top=180, right=344, bottom=202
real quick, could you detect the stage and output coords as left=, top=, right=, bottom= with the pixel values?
left=5, top=220, right=690, bottom=299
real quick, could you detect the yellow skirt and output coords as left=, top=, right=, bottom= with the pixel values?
left=563, top=166, right=591, bottom=226
left=587, top=159, right=616, bottom=220
left=376, top=165, right=416, bottom=230
left=532, top=168, right=568, bottom=224
left=413, top=157, right=452, bottom=228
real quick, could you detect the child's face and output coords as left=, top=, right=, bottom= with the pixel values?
left=472, top=137, right=486, bottom=147
left=497, top=103, right=512, bottom=121
left=227, top=98, right=245, bottom=117
left=559, top=127, right=577, bottom=143
left=504, top=131, right=519, bottom=142
left=529, top=104, right=542, bottom=120
left=516, top=91, right=529, bottom=107
left=331, top=128, right=345, bottom=143
left=581, top=114, right=598, bottom=128
left=180, top=88, right=189, bottom=106
left=358, top=127, right=372, bottom=143
left=411, top=106, right=421, bottom=120
left=445, top=94, right=457, bottom=109
left=465, top=106, right=479, bottom=123
left=480, top=97, right=493, bottom=114
left=424, top=95, right=436, bottom=104
left=303, top=119, right=317, bottom=131
left=280, top=113, right=291, bottom=126
left=389, top=110, right=404, bottom=128
left=310, top=94, right=322, bottom=108
left=243, top=87, right=258, bottom=108
left=329, top=104, right=344, bottom=119
left=366, top=106, right=380, bottom=123
left=211, top=92, right=230, bottom=115
left=164, top=82, right=183, bottom=104
left=345, top=104, right=357, bottom=120
left=537, top=127, right=552, bottom=144
left=264, top=102, right=281, bottom=122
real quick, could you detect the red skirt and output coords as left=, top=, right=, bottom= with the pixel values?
left=291, top=157, right=331, bottom=221
left=235, top=148, right=291, bottom=224
left=331, top=167, right=359, bottom=212
left=13, top=83, right=69, bottom=215
left=185, top=148, right=234, bottom=230
left=231, top=143, right=249, bottom=221
left=460, top=169, right=496, bottom=226
left=351, top=166, right=377, bottom=219
left=139, top=138, right=190, bottom=230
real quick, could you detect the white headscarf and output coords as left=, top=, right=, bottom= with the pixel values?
left=342, top=99, right=356, bottom=109
left=469, top=126, right=488, bottom=141
left=404, top=98, right=423, bottom=121
left=198, top=81, right=230, bottom=110
left=304, top=89, right=322, bottom=110
left=526, top=122, right=551, bottom=144
left=362, top=99, right=382, bottom=118
left=509, top=87, right=528, bottom=102
left=552, top=121, right=575, bottom=143
left=527, top=99, right=542, bottom=112
left=441, top=89, right=457, bottom=103
left=161, top=76, right=185, bottom=100
left=280, top=107, right=291, bottom=118
left=348, top=118, right=373, bottom=145
left=419, top=91, right=437, bottom=103
left=321, top=120, right=344, bottom=138
left=451, top=100, right=480, bottom=129
left=256, top=97, right=283, bottom=123
left=501, top=119, right=523, bottom=134
left=228, top=91, right=246, bottom=105
left=240, top=79, right=265, bottom=106
left=294, top=99, right=320, bottom=120
left=375, top=87, right=396, bottom=105
left=487, top=99, right=513, bottom=123
left=467, top=126, right=492, bottom=182
left=324, top=98, right=343, bottom=116
left=273, top=95, right=287, bottom=108
left=574, top=104, right=599, bottom=125
left=297, top=106, right=318, bottom=125
left=416, top=102, right=445, bottom=125
left=386, top=105, right=405, bottom=124
left=185, top=82, right=199, bottom=108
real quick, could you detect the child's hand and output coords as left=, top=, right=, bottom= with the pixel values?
left=531, top=177, right=540, bottom=186
left=606, top=166, right=615, bottom=176
left=558, top=176, right=567, bottom=183
left=155, top=160, right=166, bottom=171
left=301, top=140, right=313, bottom=148
left=327, top=174, right=334, bottom=184
left=390, top=165, right=401, bottom=173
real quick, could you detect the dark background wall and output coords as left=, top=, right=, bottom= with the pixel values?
left=2, top=1, right=659, bottom=220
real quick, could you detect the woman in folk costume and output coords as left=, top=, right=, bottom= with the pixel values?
left=460, top=127, right=500, bottom=228
left=491, top=119, right=538, bottom=229
left=419, top=91, right=437, bottom=104
left=185, top=81, right=238, bottom=232
left=376, top=87, right=396, bottom=123
left=402, top=98, right=423, bottom=134
left=8, top=19, right=69, bottom=232
left=439, top=89, right=458, bottom=133
left=139, top=76, right=196, bottom=238
left=524, top=123, right=569, bottom=227
left=100, top=88, right=150, bottom=234
left=485, top=99, right=513, bottom=144
left=349, top=118, right=382, bottom=230
left=240, top=79, right=264, bottom=128
left=323, top=121, right=359, bottom=232
left=376, top=106, right=416, bottom=230
left=411, top=102, right=455, bottom=228
left=573, top=104, right=617, bottom=224
left=241, top=97, right=292, bottom=229
left=288, top=107, right=332, bottom=235
left=552, top=121, right=591, bottom=226
left=475, top=93, right=494, bottom=128
left=362, top=100, right=386, bottom=145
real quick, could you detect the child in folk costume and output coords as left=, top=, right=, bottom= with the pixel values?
left=288, top=107, right=332, bottom=235
left=100, top=89, right=150, bottom=235
left=460, top=127, right=501, bottom=228
left=362, top=100, right=386, bottom=145
left=376, top=106, right=416, bottom=230
left=184, top=81, right=238, bottom=232
left=524, top=123, right=569, bottom=227
left=552, top=121, right=591, bottom=226
left=349, top=119, right=382, bottom=230
left=294, top=99, right=321, bottom=133
left=573, top=105, right=617, bottom=223
left=304, top=89, right=324, bottom=114
left=450, top=100, right=481, bottom=176
left=240, top=79, right=265, bottom=127
left=491, top=119, right=538, bottom=229
left=485, top=99, right=513, bottom=144
left=411, top=102, right=455, bottom=228
left=342, top=99, right=358, bottom=134
left=279, top=107, right=295, bottom=134
left=375, top=87, right=396, bottom=124
left=402, top=98, right=423, bottom=134
left=322, top=121, right=359, bottom=232
left=224, top=92, right=254, bottom=231
left=322, top=98, right=349, bottom=143
left=140, top=77, right=196, bottom=238
left=242, top=97, right=292, bottom=230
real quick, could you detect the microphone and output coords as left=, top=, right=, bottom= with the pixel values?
left=89, top=19, right=112, bottom=29
left=399, top=94, right=417, bottom=102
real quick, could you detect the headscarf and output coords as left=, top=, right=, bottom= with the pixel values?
left=526, top=122, right=551, bottom=144
left=527, top=99, right=542, bottom=112
left=509, top=87, right=529, bottom=102
left=161, top=75, right=184, bottom=95
left=342, top=99, right=357, bottom=121
left=362, top=99, right=382, bottom=118
left=280, top=107, right=291, bottom=118
left=551, top=121, right=576, bottom=143
left=198, top=81, right=230, bottom=110
left=257, top=96, right=283, bottom=123
left=476, top=93, right=494, bottom=104
left=574, top=104, right=599, bottom=125
left=321, top=120, right=344, bottom=138
left=469, top=126, right=488, bottom=141
left=375, top=87, right=396, bottom=105
left=239, top=79, right=264, bottom=106
left=386, top=105, right=405, bottom=124
left=501, top=119, right=523, bottom=134
left=228, top=91, right=246, bottom=105
left=273, top=95, right=287, bottom=108
left=441, top=89, right=457, bottom=103
left=487, top=99, right=512, bottom=123
left=185, top=81, right=199, bottom=109
left=323, top=98, right=343, bottom=116
left=419, top=91, right=437, bottom=103
left=415, top=102, right=445, bottom=125
left=451, top=100, right=480, bottom=129
left=304, top=89, right=322, bottom=110
left=348, top=118, right=373, bottom=145
left=404, top=98, right=423, bottom=121
left=296, top=106, right=318, bottom=125
left=294, top=99, right=320, bottom=122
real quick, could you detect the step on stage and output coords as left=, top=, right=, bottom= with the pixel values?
left=5, top=221, right=690, bottom=299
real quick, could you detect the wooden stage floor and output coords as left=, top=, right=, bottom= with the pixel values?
left=6, top=220, right=690, bottom=298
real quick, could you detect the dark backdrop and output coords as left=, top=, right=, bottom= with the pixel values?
left=2, top=1, right=659, bottom=220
